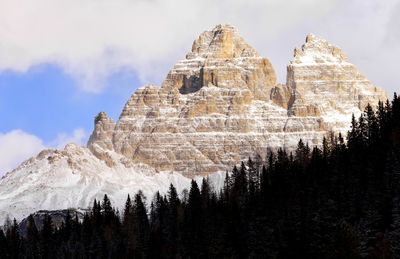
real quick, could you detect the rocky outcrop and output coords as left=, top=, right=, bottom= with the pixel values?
left=18, top=209, right=86, bottom=237
left=88, top=111, right=115, bottom=151
left=87, top=25, right=387, bottom=176
left=87, top=112, right=116, bottom=167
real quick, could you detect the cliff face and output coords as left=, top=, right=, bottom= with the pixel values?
left=0, top=24, right=387, bottom=222
left=286, top=34, right=387, bottom=131
left=87, top=25, right=386, bottom=176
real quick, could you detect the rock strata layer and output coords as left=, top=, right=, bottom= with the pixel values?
left=286, top=34, right=387, bottom=132
left=86, top=25, right=386, bottom=176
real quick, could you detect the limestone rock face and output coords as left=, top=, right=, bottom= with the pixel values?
left=87, top=26, right=387, bottom=176
left=162, top=24, right=277, bottom=100
left=110, top=85, right=294, bottom=176
left=270, top=84, right=293, bottom=109
left=286, top=34, right=387, bottom=130
left=88, top=112, right=115, bottom=151
left=87, top=112, right=116, bottom=167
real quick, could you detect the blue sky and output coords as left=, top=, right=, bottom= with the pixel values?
left=1, top=0, right=399, bottom=176
left=0, top=64, right=140, bottom=143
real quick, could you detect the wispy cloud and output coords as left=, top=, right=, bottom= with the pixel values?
left=50, top=128, right=87, bottom=150
left=0, top=128, right=87, bottom=177
left=0, top=0, right=340, bottom=92
left=0, top=130, right=45, bottom=177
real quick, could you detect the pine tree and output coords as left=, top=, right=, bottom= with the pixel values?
left=64, top=210, right=72, bottom=239
left=231, top=165, right=239, bottom=184
left=365, top=104, right=379, bottom=145
left=188, top=180, right=201, bottom=218
left=168, top=183, right=180, bottom=210
left=260, top=165, right=270, bottom=199
left=7, top=218, right=20, bottom=258
left=201, top=177, right=211, bottom=210
left=0, top=229, right=8, bottom=258
left=322, top=136, right=330, bottom=159
left=348, top=114, right=359, bottom=148
left=186, top=180, right=202, bottom=257
left=334, top=219, right=361, bottom=259
left=369, top=232, right=393, bottom=259
left=101, top=194, right=113, bottom=224
left=72, top=212, right=81, bottom=242
left=40, top=215, right=53, bottom=258
left=388, top=149, right=400, bottom=258
left=358, top=112, right=368, bottom=144
left=148, top=199, right=164, bottom=259
left=123, top=194, right=133, bottom=227
left=247, top=157, right=259, bottom=199
left=237, top=162, right=248, bottom=198
left=82, top=212, right=92, bottom=249
left=26, top=214, right=39, bottom=257
left=223, top=172, right=231, bottom=203
left=295, top=139, right=310, bottom=166
left=133, top=191, right=149, bottom=258
left=92, top=198, right=102, bottom=225
left=167, top=184, right=180, bottom=257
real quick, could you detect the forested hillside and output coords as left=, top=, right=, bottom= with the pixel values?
left=1, top=94, right=399, bottom=258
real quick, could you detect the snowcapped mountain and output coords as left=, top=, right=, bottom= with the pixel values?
left=0, top=24, right=387, bottom=223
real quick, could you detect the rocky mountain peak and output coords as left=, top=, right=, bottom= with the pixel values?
left=291, top=33, right=349, bottom=65
left=186, top=24, right=260, bottom=59
left=286, top=33, right=386, bottom=120
left=162, top=24, right=276, bottom=97
left=88, top=28, right=386, bottom=176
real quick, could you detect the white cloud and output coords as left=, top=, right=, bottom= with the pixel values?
left=0, top=0, right=340, bottom=92
left=50, top=128, right=87, bottom=150
left=0, top=130, right=45, bottom=177
left=385, top=1, right=400, bottom=46
left=0, top=0, right=399, bottom=95
left=308, top=0, right=400, bottom=97
left=0, top=128, right=87, bottom=177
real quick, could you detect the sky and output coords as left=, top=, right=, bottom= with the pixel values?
left=0, top=0, right=399, bottom=176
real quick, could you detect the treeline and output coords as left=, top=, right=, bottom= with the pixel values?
left=1, top=94, right=400, bottom=258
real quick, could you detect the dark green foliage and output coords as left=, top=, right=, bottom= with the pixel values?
left=334, top=219, right=361, bottom=258
left=40, top=214, right=53, bottom=258
left=2, top=94, right=400, bottom=258
left=0, top=229, right=8, bottom=258
left=25, top=214, right=39, bottom=258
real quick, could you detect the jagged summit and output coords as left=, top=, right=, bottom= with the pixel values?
left=162, top=24, right=276, bottom=97
left=285, top=33, right=387, bottom=120
left=186, top=24, right=260, bottom=59
left=87, top=27, right=386, bottom=177
left=0, top=25, right=388, bottom=223
left=291, top=33, right=349, bottom=65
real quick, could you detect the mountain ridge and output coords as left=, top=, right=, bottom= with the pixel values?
left=87, top=24, right=386, bottom=175
left=0, top=24, right=387, bottom=222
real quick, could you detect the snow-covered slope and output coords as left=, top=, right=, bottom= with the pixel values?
left=0, top=144, right=225, bottom=223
